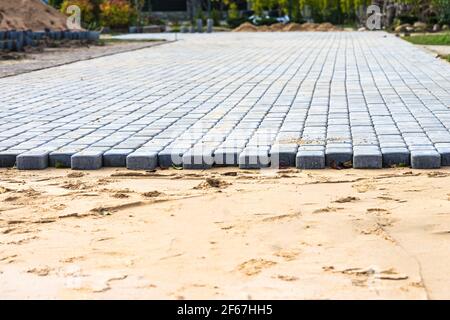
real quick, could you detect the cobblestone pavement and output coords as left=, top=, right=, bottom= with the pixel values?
left=1, top=32, right=450, bottom=170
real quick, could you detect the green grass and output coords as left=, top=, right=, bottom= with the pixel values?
left=403, top=33, right=450, bottom=45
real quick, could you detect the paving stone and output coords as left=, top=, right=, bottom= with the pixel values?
left=214, top=148, right=241, bottom=166
left=381, top=148, right=411, bottom=167
left=0, top=150, right=24, bottom=167
left=1, top=33, right=450, bottom=170
left=325, top=147, right=353, bottom=167
left=270, top=144, right=298, bottom=168
left=71, top=150, right=103, bottom=170
left=49, top=147, right=86, bottom=168
left=17, top=150, right=49, bottom=170
left=435, top=144, right=450, bottom=166
left=126, top=151, right=158, bottom=170
left=353, top=147, right=382, bottom=169
left=182, top=148, right=215, bottom=169
left=103, top=149, right=135, bottom=167
left=296, top=150, right=325, bottom=169
left=239, top=148, right=270, bottom=169
left=158, top=149, right=186, bottom=168
left=410, top=150, right=441, bottom=169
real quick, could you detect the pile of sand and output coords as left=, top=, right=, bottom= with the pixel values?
left=0, top=0, right=68, bottom=31
left=315, top=22, right=341, bottom=31
left=232, top=22, right=258, bottom=32
left=234, top=22, right=342, bottom=32
left=269, top=22, right=285, bottom=31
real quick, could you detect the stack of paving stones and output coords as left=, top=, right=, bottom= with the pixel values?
left=1, top=32, right=450, bottom=170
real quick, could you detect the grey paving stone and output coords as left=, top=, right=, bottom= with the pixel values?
left=182, top=148, right=215, bottom=169
left=214, top=148, right=241, bottom=166
left=2, top=33, right=450, bottom=171
left=126, top=151, right=158, bottom=170
left=158, top=149, right=186, bottom=168
left=239, top=148, right=270, bottom=169
left=435, top=144, right=450, bottom=166
left=71, top=150, right=103, bottom=170
left=17, top=150, right=49, bottom=170
left=0, top=150, right=24, bottom=167
left=353, top=147, right=382, bottom=169
left=49, top=148, right=85, bottom=168
left=325, top=147, right=353, bottom=167
left=410, top=150, right=441, bottom=169
left=296, top=150, right=325, bottom=169
left=381, top=148, right=411, bottom=167
left=270, top=144, right=298, bottom=168
left=103, top=149, right=134, bottom=167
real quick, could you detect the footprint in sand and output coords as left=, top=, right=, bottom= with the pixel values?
left=275, top=275, right=299, bottom=281
left=237, top=259, right=277, bottom=276
left=274, top=250, right=300, bottom=261
left=323, top=266, right=408, bottom=282
left=366, top=208, right=391, bottom=215
left=27, top=266, right=52, bottom=277
left=261, top=212, right=301, bottom=222
left=353, top=181, right=376, bottom=193
left=334, top=196, right=359, bottom=203
left=313, top=206, right=344, bottom=213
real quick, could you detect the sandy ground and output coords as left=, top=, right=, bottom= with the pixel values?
left=0, top=167, right=449, bottom=299
left=419, top=45, right=450, bottom=57
left=0, top=40, right=167, bottom=78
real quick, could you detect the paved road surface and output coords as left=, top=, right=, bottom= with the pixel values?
left=1, top=32, right=450, bottom=170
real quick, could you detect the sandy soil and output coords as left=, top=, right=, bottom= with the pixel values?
left=0, top=167, right=449, bottom=299
left=0, top=0, right=68, bottom=31
left=419, top=45, right=450, bottom=57
left=0, top=40, right=167, bottom=78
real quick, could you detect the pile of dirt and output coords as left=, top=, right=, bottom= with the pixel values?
left=232, top=22, right=258, bottom=32
left=0, top=0, right=69, bottom=31
left=234, top=21, right=342, bottom=32
left=316, top=22, right=341, bottom=31
left=269, top=22, right=285, bottom=31
left=282, top=23, right=305, bottom=31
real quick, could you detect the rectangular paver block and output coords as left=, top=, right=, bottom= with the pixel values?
left=158, top=149, right=185, bottom=168
left=239, top=148, right=270, bottom=169
left=182, top=149, right=214, bottom=169
left=17, top=150, right=49, bottom=170
left=71, top=150, right=103, bottom=170
left=214, top=148, right=241, bottom=166
left=435, top=146, right=450, bottom=166
left=50, top=147, right=87, bottom=168
left=353, top=147, right=382, bottom=169
left=126, top=151, right=158, bottom=170
left=103, top=149, right=134, bottom=167
left=296, top=150, right=325, bottom=169
left=325, top=147, right=353, bottom=167
left=0, top=150, right=24, bottom=167
left=381, top=147, right=410, bottom=167
left=270, top=144, right=298, bottom=168
left=410, top=150, right=441, bottom=169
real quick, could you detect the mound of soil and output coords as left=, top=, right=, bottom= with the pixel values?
left=269, top=22, right=285, bottom=31
left=234, top=21, right=342, bottom=32
left=0, top=0, right=68, bottom=31
left=282, top=23, right=304, bottom=31
left=232, top=22, right=258, bottom=32
left=316, top=22, right=341, bottom=31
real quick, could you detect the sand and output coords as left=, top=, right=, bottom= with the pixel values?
left=0, top=0, right=68, bottom=31
left=234, top=22, right=342, bottom=32
left=0, top=167, right=449, bottom=299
